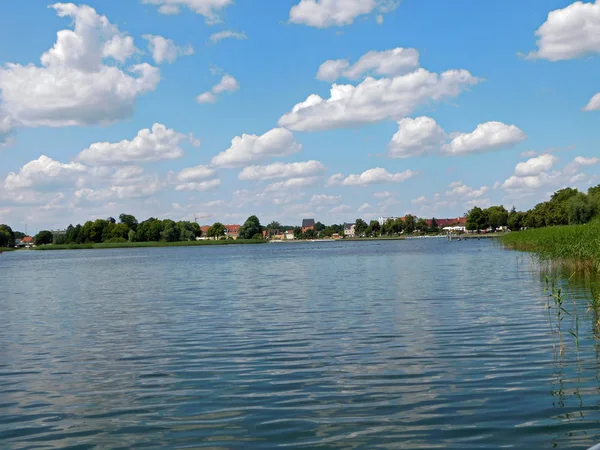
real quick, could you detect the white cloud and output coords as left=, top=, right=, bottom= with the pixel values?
left=212, top=128, right=302, bottom=168
left=584, top=92, right=600, bottom=111
left=446, top=182, right=488, bottom=198
left=196, top=74, right=239, bottom=103
left=514, top=154, right=558, bottom=177
left=278, top=68, right=479, bottom=131
left=289, top=0, right=398, bottom=28
left=441, top=122, right=527, bottom=155
left=175, top=178, right=221, bottom=191
left=238, top=160, right=326, bottom=181
left=0, top=3, right=159, bottom=128
left=263, top=177, right=318, bottom=192
left=411, top=196, right=427, bottom=205
left=574, top=156, right=600, bottom=166
left=520, top=150, right=538, bottom=158
left=373, top=191, right=396, bottom=198
left=358, top=202, right=372, bottom=212
left=526, top=0, right=600, bottom=61
left=112, top=166, right=145, bottom=182
left=388, top=116, right=447, bottom=158
left=329, top=168, right=416, bottom=186
left=176, top=165, right=216, bottom=182
left=143, top=34, right=194, bottom=64
left=77, top=124, right=190, bottom=165
left=311, top=194, right=342, bottom=205
left=317, top=47, right=420, bottom=81
left=75, top=175, right=162, bottom=202
left=142, top=0, right=234, bottom=22
left=329, top=204, right=352, bottom=214
left=0, top=109, right=16, bottom=146
left=209, top=30, right=247, bottom=43
left=5, top=155, right=88, bottom=190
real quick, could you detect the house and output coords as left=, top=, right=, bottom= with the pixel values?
left=332, top=233, right=342, bottom=240
left=302, top=219, right=315, bottom=233
left=224, top=224, right=240, bottom=239
left=427, top=217, right=467, bottom=229
left=378, top=216, right=400, bottom=226
left=343, top=223, right=356, bottom=238
left=22, top=236, right=34, bottom=245
left=197, top=225, right=211, bottom=240
left=285, top=230, right=295, bottom=240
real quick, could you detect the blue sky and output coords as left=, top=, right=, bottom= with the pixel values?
left=0, top=0, right=599, bottom=232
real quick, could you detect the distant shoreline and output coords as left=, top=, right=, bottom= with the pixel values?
left=28, top=239, right=267, bottom=251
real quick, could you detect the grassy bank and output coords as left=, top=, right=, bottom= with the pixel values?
left=500, top=220, right=600, bottom=274
left=32, top=239, right=266, bottom=251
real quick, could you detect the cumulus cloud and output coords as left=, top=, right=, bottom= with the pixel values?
left=388, top=116, right=447, bottom=158
left=143, top=34, right=194, bottom=64
left=525, top=0, right=600, bottom=61
left=212, top=128, right=302, bottom=168
left=373, top=191, right=395, bottom=198
left=311, top=194, right=342, bottom=205
left=411, top=196, right=427, bottom=205
left=142, top=0, right=234, bottom=22
left=264, top=177, right=318, bottom=192
left=175, top=178, right=221, bottom=191
left=77, top=124, right=191, bottom=165
left=573, top=156, right=600, bottom=166
left=441, top=122, right=527, bottom=155
left=278, top=68, right=479, bottom=131
left=176, top=165, right=216, bottom=182
left=329, top=167, right=416, bottom=186
left=584, top=92, right=600, bottom=111
left=196, top=74, right=239, bottom=103
left=0, top=109, right=16, bottom=146
left=358, top=202, right=372, bottom=212
left=289, top=0, right=398, bottom=28
left=0, top=3, right=159, bottom=128
left=445, top=182, right=488, bottom=198
left=238, top=160, right=326, bottom=181
left=317, top=47, right=420, bottom=81
left=209, top=30, right=247, bottom=43
left=329, top=204, right=352, bottom=214
left=4, top=155, right=88, bottom=190
left=514, top=154, right=558, bottom=177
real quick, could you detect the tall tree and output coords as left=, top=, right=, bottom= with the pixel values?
left=403, top=215, right=416, bottom=233
left=0, top=224, right=14, bottom=247
left=207, top=222, right=226, bottom=239
left=354, top=218, right=368, bottom=237
left=239, top=215, right=263, bottom=239
left=34, top=230, right=53, bottom=246
left=119, top=213, right=138, bottom=231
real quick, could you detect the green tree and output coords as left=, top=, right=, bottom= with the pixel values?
left=109, top=223, right=130, bottom=241
left=466, top=207, right=488, bottom=231
left=315, top=221, right=326, bottom=232
left=321, top=226, right=334, bottom=237
left=567, top=193, right=594, bottom=224
left=119, top=213, right=138, bottom=231
left=34, top=230, right=53, bottom=245
left=403, top=215, right=416, bottom=233
left=354, top=218, right=368, bottom=237
left=429, top=218, right=439, bottom=233
left=266, top=221, right=281, bottom=231
left=416, top=218, right=429, bottom=232
left=303, top=229, right=317, bottom=239
left=207, top=222, right=226, bottom=239
left=367, top=220, right=381, bottom=236
left=485, top=205, right=509, bottom=231
left=13, top=231, right=26, bottom=240
left=293, top=226, right=303, bottom=239
left=239, top=215, right=263, bottom=239
left=128, top=229, right=136, bottom=242
left=79, top=221, right=93, bottom=243
left=90, top=219, right=108, bottom=243
left=507, top=211, right=524, bottom=231
left=177, top=221, right=197, bottom=241
left=160, top=220, right=180, bottom=242
left=0, top=224, right=14, bottom=247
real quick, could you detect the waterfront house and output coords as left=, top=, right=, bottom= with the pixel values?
left=285, top=230, right=295, bottom=240
left=224, top=224, right=240, bottom=239
left=22, top=236, right=34, bottom=245
left=302, top=219, right=315, bottom=233
left=344, top=223, right=356, bottom=238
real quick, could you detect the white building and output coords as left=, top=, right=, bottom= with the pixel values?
left=378, top=216, right=400, bottom=226
left=285, top=230, right=295, bottom=240
left=344, top=223, right=356, bottom=237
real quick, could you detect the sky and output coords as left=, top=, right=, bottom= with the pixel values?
left=0, top=0, right=599, bottom=233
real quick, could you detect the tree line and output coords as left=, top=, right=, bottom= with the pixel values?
left=466, top=185, right=600, bottom=231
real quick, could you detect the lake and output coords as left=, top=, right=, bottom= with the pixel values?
left=1, top=239, right=599, bottom=449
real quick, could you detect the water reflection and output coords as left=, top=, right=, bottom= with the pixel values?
left=1, top=241, right=600, bottom=449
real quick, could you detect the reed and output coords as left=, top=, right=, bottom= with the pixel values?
left=501, top=220, right=600, bottom=275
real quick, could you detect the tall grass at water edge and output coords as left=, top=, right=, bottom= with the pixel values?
left=500, top=220, right=600, bottom=275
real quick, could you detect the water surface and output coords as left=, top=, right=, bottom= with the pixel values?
left=1, top=239, right=599, bottom=449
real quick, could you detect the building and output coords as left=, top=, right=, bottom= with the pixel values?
left=378, top=216, right=400, bottom=226
left=344, top=223, right=356, bottom=238
left=302, top=219, right=315, bottom=233
left=224, top=224, right=240, bottom=239
left=427, top=217, right=467, bottom=229
left=285, top=230, right=295, bottom=240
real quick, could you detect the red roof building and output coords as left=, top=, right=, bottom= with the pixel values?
left=22, top=236, right=34, bottom=244
left=224, top=224, right=240, bottom=238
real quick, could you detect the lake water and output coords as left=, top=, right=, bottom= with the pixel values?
left=1, top=239, right=600, bottom=449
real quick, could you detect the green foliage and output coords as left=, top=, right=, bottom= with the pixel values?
left=429, top=218, right=439, bottom=232
left=302, top=229, right=317, bottom=239
left=403, top=215, right=416, bottom=233
left=0, top=224, right=14, bottom=248
left=354, top=218, right=368, bottom=236
left=567, top=193, right=593, bottom=225
left=293, top=226, right=303, bottom=239
left=13, top=231, right=26, bottom=240
left=119, top=213, right=138, bottom=231
left=466, top=207, right=488, bottom=231
left=34, top=230, right=53, bottom=246
left=239, top=215, right=263, bottom=239
left=207, top=222, right=226, bottom=239
left=485, top=205, right=508, bottom=230
left=315, top=221, right=326, bottom=232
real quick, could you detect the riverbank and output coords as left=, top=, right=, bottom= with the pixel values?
left=500, top=220, right=600, bottom=273
left=31, top=239, right=267, bottom=251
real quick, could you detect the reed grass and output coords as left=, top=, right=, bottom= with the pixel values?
left=500, top=220, right=600, bottom=275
